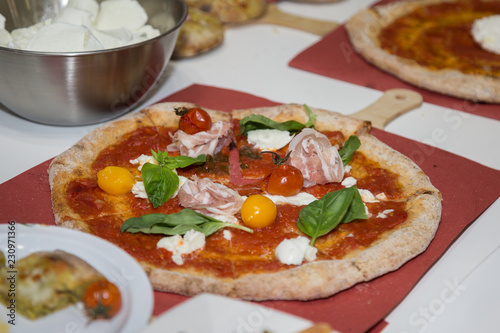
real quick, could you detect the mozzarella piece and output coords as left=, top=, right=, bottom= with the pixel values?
left=53, top=7, right=94, bottom=27
left=130, top=154, right=157, bottom=170
left=358, top=189, right=379, bottom=203
left=472, top=15, right=500, bottom=55
left=341, top=176, right=357, bottom=188
left=264, top=192, right=316, bottom=206
left=157, top=229, right=206, bottom=265
left=94, top=0, right=148, bottom=31
left=5, top=0, right=159, bottom=52
left=0, top=14, right=11, bottom=47
left=275, top=237, right=317, bottom=265
left=377, top=209, right=394, bottom=219
left=26, top=23, right=103, bottom=52
left=131, top=181, right=148, bottom=199
left=247, top=129, right=294, bottom=151
left=223, top=230, right=232, bottom=241
left=67, top=0, right=100, bottom=18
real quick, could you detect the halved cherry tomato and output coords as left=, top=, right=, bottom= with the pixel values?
left=241, top=195, right=277, bottom=228
left=176, top=107, right=212, bottom=134
left=83, top=280, right=122, bottom=320
left=265, top=164, right=304, bottom=197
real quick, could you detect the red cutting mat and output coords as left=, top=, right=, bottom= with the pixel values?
left=1, top=84, right=499, bottom=333
left=288, top=0, right=500, bottom=121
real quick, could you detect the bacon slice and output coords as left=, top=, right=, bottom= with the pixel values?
left=177, top=176, right=244, bottom=223
left=286, top=128, right=344, bottom=187
left=167, top=121, right=233, bottom=157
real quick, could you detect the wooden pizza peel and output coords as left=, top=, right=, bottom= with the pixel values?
left=253, top=3, right=339, bottom=36
left=350, top=89, right=423, bottom=129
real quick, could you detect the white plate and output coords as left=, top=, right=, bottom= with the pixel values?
left=142, top=293, right=313, bottom=333
left=0, top=223, right=153, bottom=333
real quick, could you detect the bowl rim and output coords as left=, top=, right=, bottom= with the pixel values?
left=0, top=0, right=188, bottom=57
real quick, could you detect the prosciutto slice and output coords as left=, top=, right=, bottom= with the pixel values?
left=286, top=128, right=344, bottom=187
left=167, top=121, right=234, bottom=157
left=177, top=176, right=244, bottom=223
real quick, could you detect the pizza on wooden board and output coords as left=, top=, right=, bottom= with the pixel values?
left=48, top=102, right=442, bottom=301
left=345, top=0, right=500, bottom=103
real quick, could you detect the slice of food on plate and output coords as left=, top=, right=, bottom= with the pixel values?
left=345, top=0, right=500, bottom=103
left=0, top=250, right=121, bottom=320
left=48, top=102, right=441, bottom=301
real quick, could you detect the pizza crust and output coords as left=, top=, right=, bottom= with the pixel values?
left=345, top=0, right=500, bottom=103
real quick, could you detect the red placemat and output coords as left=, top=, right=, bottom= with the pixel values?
left=1, top=84, right=499, bottom=333
left=288, top=0, right=500, bottom=121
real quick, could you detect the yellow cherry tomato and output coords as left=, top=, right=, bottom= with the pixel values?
left=97, top=166, right=135, bottom=195
left=241, top=195, right=277, bottom=228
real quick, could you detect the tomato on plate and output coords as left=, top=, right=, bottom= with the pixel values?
left=175, top=107, right=212, bottom=134
left=83, top=279, right=122, bottom=320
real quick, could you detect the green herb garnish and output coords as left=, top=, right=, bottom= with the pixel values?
left=121, top=209, right=253, bottom=237
left=239, top=104, right=316, bottom=136
left=297, top=186, right=367, bottom=246
left=339, top=135, right=361, bottom=166
left=142, top=150, right=206, bottom=208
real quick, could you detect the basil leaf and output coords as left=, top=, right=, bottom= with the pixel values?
left=162, top=154, right=207, bottom=169
left=297, top=187, right=366, bottom=246
left=339, top=136, right=361, bottom=166
left=341, top=186, right=368, bottom=223
left=121, top=209, right=253, bottom=237
left=303, top=105, right=317, bottom=128
left=121, top=210, right=208, bottom=233
left=141, top=163, right=179, bottom=208
left=151, top=149, right=206, bottom=169
left=200, top=222, right=254, bottom=237
left=239, top=104, right=316, bottom=136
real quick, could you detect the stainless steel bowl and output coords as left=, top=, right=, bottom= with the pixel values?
left=0, top=0, right=187, bottom=126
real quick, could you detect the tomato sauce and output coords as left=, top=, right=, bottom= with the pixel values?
left=66, top=125, right=408, bottom=278
left=379, top=0, right=500, bottom=77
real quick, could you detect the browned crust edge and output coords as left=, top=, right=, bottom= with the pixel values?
left=345, top=0, right=500, bottom=103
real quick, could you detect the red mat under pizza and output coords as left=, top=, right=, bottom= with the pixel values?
left=1, top=84, right=499, bottom=333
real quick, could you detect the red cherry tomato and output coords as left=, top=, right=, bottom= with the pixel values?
left=264, top=164, right=303, bottom=197
left=178, top=107, right=212, bottom=134
left=83, top=280, right=122, bottom=320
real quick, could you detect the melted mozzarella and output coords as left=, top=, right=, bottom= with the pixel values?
left=275, top=237, right=317, bottom=265
left=264, top=192, right=316, bottom=206
left=247, top=129, right=294, bottom=151
left=157, top=230, right=206, bottom=265
left=472, top=15, right=500, bottom=55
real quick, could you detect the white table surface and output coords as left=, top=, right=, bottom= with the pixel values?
left=1, top=1, right=499, bottom=332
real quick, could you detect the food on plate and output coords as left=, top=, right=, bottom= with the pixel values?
left=83, top=279, right=122, bottom=320
left=185, top=0, right=267, bottom=24
left=0, top=250, right=120, bottom=320
left=48, top=102, right=442, bottom=301
left=174, top=8, right=224, bottom=58
left=345, top=0, right=500, bottom=103
left=1, top=0, right=161, bottom=52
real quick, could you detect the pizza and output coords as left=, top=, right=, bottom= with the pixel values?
left=345, top=0, right=500, bottom=103
left=0, top=250, right=121, bottom=320
left=48, top=102, right=441, bottom=301
left=173, top=7, right=224, bottom=58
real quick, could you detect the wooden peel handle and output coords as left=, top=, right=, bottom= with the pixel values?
left=350, top=89, right=423, bottom=129
left=255, top=3, right=339, bottom=36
